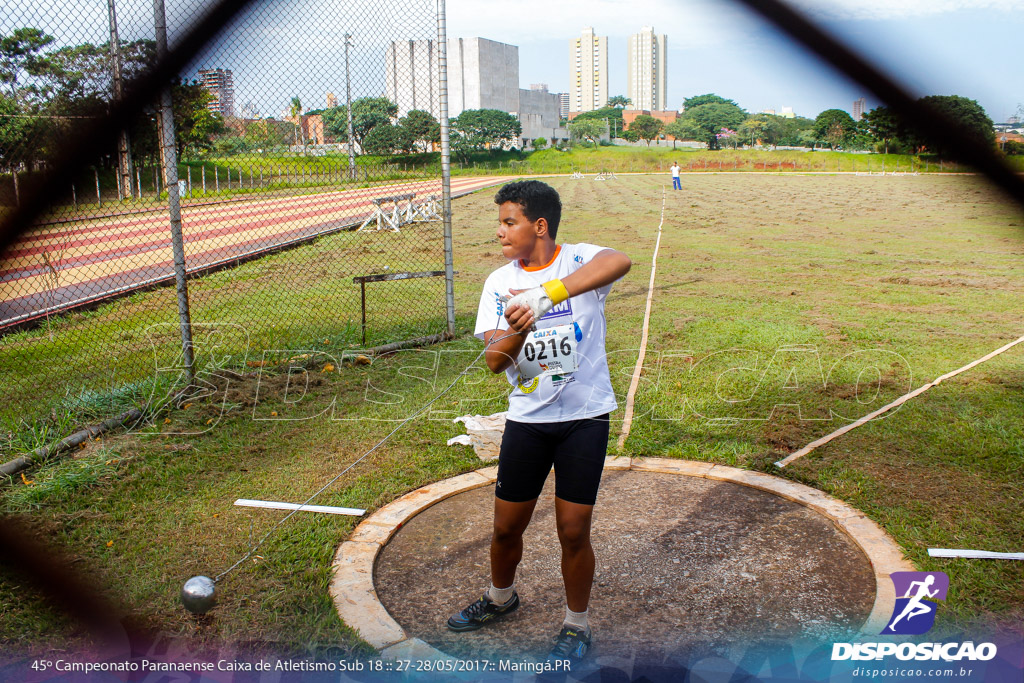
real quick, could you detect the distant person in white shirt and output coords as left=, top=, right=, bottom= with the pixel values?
left=446, top=180, right=631, bottom=671
left=670, top=161, right=681, bottom=190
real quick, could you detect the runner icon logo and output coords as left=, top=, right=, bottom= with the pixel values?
left=882, top=571, right=949, bottom=635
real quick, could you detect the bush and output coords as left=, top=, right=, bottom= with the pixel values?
left=533, top=137, right=547, bottom=150
left=1003, top=140, right=1024, bottom=155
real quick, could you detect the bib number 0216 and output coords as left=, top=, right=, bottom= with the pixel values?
left=517, top=323, right=581, bottom=380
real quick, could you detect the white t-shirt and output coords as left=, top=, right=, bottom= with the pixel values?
left=474, top=242, right=619, bottom=423
left=671, top=164, right=680, bottom=178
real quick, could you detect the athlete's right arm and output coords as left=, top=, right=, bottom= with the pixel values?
left=482, top=304, right=535, bottom=373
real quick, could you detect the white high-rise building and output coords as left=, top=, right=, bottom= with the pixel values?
left=627, top=27, right=667, bottom=112
left=853, top=97, right=867, bottom=121
left=386, top=38, right=518, bottom=119
left=570, top=27, right=608, bottom=113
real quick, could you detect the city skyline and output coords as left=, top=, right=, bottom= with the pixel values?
left=5, top=1, right=1020, bottom=124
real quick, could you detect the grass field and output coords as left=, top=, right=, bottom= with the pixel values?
left=1, top=173, right=1022, bottom=658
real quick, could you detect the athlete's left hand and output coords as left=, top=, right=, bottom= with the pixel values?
left=506, top=286, right=553, bottom=321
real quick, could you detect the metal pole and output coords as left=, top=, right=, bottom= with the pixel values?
left=95, top=168, right=102, bottom=207
left=437, top=0, right=455, bottom=337
left=12, top=169, right=19, bottom=207
left=108, top=0, right=134, bottom=198
left=154, top=0, right=195, bottom=383
left=345, top=33, right=356, bottom=180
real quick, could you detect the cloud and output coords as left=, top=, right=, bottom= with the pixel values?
left=789, top=0, right=1024, bottom=21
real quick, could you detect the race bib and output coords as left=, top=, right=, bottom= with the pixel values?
left=517, top=323, right=581, bottom=381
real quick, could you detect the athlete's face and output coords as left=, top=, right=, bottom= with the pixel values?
left=496, top=201, right=545, bottom=262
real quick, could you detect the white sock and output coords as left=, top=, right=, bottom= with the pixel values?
left=564, top=606, right=589, bottom=631
left=487, top=583, right=515, bottom=605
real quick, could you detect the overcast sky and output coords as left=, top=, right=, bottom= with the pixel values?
left=4, top=0, right=1021, bottom=122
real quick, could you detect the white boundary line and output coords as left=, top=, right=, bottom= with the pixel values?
left=234, top=499, right=365, bottom=516
left=616, top=187, right=666, bottom=451
left=776, top=333, right=1024, bottom=468
left=928, top=548, right=1024, bottom=560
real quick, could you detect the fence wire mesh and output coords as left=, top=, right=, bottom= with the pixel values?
left=0, top=0, right=459, bottom=446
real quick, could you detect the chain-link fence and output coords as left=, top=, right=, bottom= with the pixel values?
left=1, top=0, right=461, bottom=446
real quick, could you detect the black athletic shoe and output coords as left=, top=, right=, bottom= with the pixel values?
left=545, top=626, right=592, bottom=671
left=446, top=592, right=520, bottom=632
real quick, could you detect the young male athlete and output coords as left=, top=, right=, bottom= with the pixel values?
left=447, top=180, right=631, bottom=668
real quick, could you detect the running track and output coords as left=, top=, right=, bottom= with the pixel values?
left=0, top=176, right=509, bottom=329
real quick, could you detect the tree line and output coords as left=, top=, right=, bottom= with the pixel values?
left=566, top=93, right=1003, bottom=157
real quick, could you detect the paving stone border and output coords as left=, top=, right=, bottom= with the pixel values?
left=329, top=458, right=915, bottom=659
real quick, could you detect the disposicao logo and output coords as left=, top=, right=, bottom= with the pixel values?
left=883, top=571, right=949, bottom=635
left=831, top=570, right=998, bottom=663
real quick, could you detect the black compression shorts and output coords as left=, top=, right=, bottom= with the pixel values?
left=495, top=413, right=610, bottom=506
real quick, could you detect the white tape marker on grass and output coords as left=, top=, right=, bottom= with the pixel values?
left=928, top=549, right=1024, bottom=560
left=617, top=186, right=666, bottom=451
left=234, top=499, right=365, bottom=516
left=776, top=333, right=1024, bottom=468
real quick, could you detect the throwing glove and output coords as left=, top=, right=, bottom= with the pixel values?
left=506, top=279, right=570, bottom=321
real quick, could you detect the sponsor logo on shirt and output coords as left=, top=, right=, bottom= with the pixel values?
left=541, top=298, right=573, bottom=321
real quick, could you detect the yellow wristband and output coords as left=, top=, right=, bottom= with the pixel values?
left=542, top=279, right=570, bottom=305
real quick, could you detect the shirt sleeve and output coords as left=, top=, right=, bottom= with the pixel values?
left=570, top=243, right=617, bottom=301
left=474, top=271, right=511, bottom=340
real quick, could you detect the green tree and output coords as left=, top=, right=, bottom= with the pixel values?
left=174, top=80, right=226, bottom=158
left=621, top=128, right=640, bottom=143
left=450, top=109, right=521, bottom=159
left=532, top=137, right=547, bottom=150
left=683, top=93, right=737, bottom=110
left=860, top=105, right=901, bottom=152
left=568, top=118, right=604, bottom=145
left=681, top=102, right=746, bottom=150
left=607, top=95, right=631, bottom=108
left=0, top=27, right=55, bottom=104
left=323, top=97, right=398, bottom=148
left=572, top=106, right=623, bottom=137
left=399, top=109, right=440, bottom=150
left=813, top=109, right=855, bottom=150
left=663, top=119, right=694, bottom=149
left=363, top=123, right=400, bottom=155
left=739, top=115, right=769, bottom=147
left=629, top=114, right=664, bottom=146
left=905, top=95, right=995, bottom=157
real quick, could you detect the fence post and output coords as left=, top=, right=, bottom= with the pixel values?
left=95, top=168, right=102, bottom=207
left=136, top=168, right=141, bottom=198
left=187, top=165, right=192, bottom=198
left=215, top=166, right=219, bottom=192
left=71, top=182, right=77, bottom=209
left=437, top=0, right=456, bottom=337
left=12, top=169, right=19, bottom=207
left=154, top=0, right=195, bottom=383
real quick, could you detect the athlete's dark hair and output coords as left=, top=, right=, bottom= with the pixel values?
left=494, top=180, right=562, bottom=239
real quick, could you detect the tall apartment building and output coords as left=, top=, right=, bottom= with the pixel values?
left=557, top=93, right=569, bottom=120
left=570, top=27, right=608, bottom=113
left=197, top=68, right=234, bottom=117
left=386, top=37, right=518, bottom=119
left=627, top=27, right=667, bottom=112
left=853, top=97, right=867, bottom=121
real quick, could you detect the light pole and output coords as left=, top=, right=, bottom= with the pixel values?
left=344, top=33, right=356, bottom=180
left=107, top=0, right=133, bottom=198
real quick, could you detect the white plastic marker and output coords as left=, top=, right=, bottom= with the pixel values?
left=928, top=549, right=1024, bottom=561
left=776, top=333, right=1024, bottom=468
left=617, top=187, right=666, bottom=450
left=234, top=499, right=365, bottom=516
